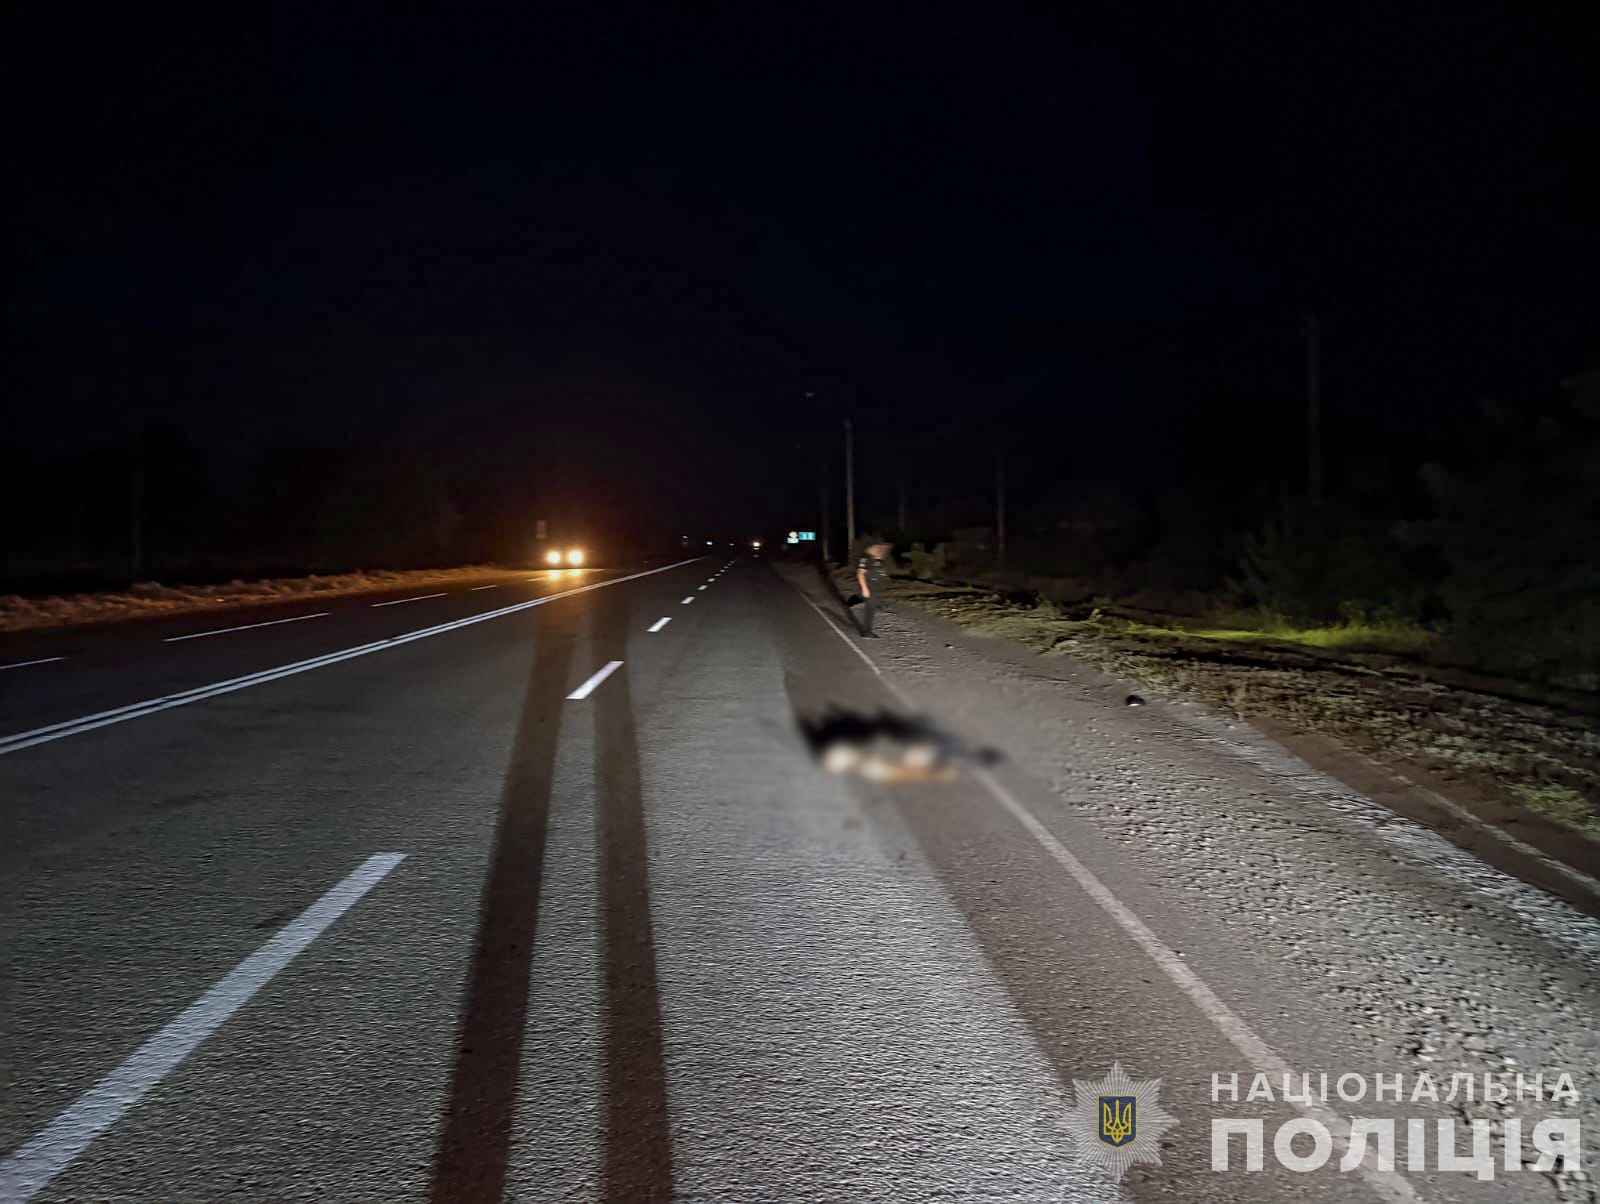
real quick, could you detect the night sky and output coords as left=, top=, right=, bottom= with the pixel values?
left=7, top=4, right=1597, bottom=537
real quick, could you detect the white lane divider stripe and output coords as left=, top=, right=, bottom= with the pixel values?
left=163, top=613, right=330, bottom=643
left=697, top=585, right=707, bottom=591
left=0, top=559, right=703, bottom=756
left=567, top=659, right=624, bottom=701
left=0, top=853, right=406, bottom=1203
left=469, top=584, right=500, bottom=591
left=680, top=596, right=695, bottom=605
left=369, top=592, right=446, bottom=607
left=788, top=586, right=1419, bottom=1204
left=647, top=617, right=671, bottom=633
left=0, top=657, right=65, bottom=671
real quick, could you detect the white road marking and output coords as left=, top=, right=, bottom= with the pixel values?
left=567, top=659, right=623, bottom=700
left=469, top=584, right=500, bottom=591
left=369, top=592, right=446, bottom=607
left=0, top=657, right=64, bottom=672
left=698, top=585, right=707, bottom=591
left=648, top=617, right=671, bottom=633
left=789, top=586, right=1420, bottom=1204
left=163, top=613, right=329, bottom=643
left=0, top=559, right=702, bottom=756
left=681, top=596, right=695, bottom=605
left=0, top=853, right=406, bottom=1202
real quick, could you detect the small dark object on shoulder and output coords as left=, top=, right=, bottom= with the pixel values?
left=1125, top=694, right=1146, bottom=707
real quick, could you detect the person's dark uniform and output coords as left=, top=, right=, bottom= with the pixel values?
left=854, top=548, right=887, bottom=637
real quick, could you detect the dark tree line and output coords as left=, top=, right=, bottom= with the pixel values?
left=4, top=429, right=519, bottom=590
left=858, top=372, right=1599, bottom=689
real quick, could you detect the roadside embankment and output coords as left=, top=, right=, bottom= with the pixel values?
left=840, top=569, right=1600, bottom=851
left=0, top=565, right=519, bottom=633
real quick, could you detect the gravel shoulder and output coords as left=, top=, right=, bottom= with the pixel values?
left=796, top=564, right=1600, bottom=1198
left=875, top=575, right=1600, bottom=878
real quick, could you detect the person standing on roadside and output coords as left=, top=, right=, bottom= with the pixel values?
left=849, top=540, right=891, bottom=637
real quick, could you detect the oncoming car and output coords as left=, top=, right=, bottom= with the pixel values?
left=543, top=546, right=586, bottom=567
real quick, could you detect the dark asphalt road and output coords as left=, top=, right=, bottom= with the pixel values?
left=1, top=558, right=1594, bottom=1202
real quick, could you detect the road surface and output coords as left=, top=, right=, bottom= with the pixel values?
left=1, top=557, right=1595, bottom=1202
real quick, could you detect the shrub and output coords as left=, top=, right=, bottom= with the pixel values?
left=1231, top=499, right=1432, bottom=626
left=1410, top=381, right=1600, bottom=687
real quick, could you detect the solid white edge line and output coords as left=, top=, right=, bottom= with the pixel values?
left=0, top=853, right=406, bottom=1203
left=647, top=617, right=671, bottom=633
left=787, top=585, right=1419, bottom=1204
left=0, top=559, right=703, bottom=756
left=0, top=657, right=65, bottom=671
left=369, top=592, right=447, bottom=607
left=566, top=659, right=624, bottom=700
left=163, top=612, right=330, bottom=643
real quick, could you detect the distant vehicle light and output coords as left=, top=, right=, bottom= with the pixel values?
left=545, top=549, right=563, bottom=565
left=566, top=548, right=585, bottom=566
left=752, top=539, right=763, bottom=549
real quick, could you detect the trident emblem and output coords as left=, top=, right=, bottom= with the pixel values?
left=1099, top=1095, right=1136, bottom=1147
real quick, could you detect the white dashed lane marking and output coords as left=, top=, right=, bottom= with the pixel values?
left=369, top=593, right=447, bottom=608
left=0, top=559, right=702, bottom=755
left=0, top=853, right=407, bottom=1202
left=648, top=617, right=671, bottom=633
left=163, top=613, right=330, bottom=643
left=0, top=657, right=65, bottom=672
left=567, top=660, right=624, bottom=701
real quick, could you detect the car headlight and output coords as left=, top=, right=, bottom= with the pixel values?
left=566, top=548, right=585, bottom=566
left=545, top=549, right=563, bottom=565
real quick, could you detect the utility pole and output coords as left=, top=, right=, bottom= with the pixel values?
left=819, top=463, right=832, bottom=564
left=843, top=417, right=857, bottom=552
left=995, top=449, right=1007, bottom=569
left=1302, top=313, right=1323, bottom=506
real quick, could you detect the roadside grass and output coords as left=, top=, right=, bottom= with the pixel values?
left=1126, top=617, right=1438, bottom=658
left=1506, top=783, right=1600, bottom=841
left=908, top=587, right=1438, bottom=660
left=0, top=564, right=514, bottom=633
left=879, top=575, right=1600, bottom=844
